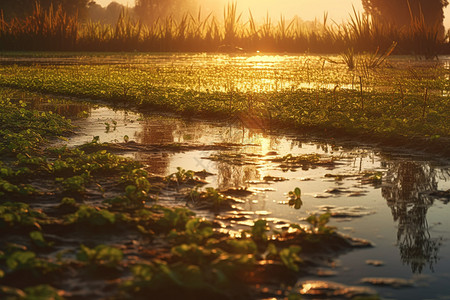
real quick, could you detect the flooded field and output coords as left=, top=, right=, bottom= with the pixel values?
left=1, top=52, right=449, bottom=299
left=40, top=98, right=450, bottom=299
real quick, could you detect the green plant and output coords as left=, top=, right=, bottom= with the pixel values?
left=288, top=187, right=302, bottom=210
left=23, top=285, right=64, bottom=300
left=0, top=202, right=47, bottom=230
left=0, top=249, right=60, bottom=277
left=107, top=170, right=153, bottom=208
left=251, top=219, right=268, bottom=242
left=29, top=231, right=53, bottom=248
left=58, top=175, right=87, bottom=193
left=170, top=167, right=195, bottom=185
left=279, top=246, right=302, bottom=272
left=306, top=212, right=335, bottom=234
left=77, top=244, right=123, bottom=268
left=65, top=205, right=116, bottom=227
left=187, top=187, right=227, bottom=210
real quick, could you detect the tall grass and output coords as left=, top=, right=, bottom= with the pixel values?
left=0, top=2, right=447, bottom=55
left=0, top=3, right=78, bottom=51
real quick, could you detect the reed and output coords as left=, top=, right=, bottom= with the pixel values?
left=0, top=1, right=447, bottom=55
left=0, top=3, right=78, bottom=51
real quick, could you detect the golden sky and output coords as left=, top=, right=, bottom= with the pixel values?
left=95, top=0, right=450, bottom=29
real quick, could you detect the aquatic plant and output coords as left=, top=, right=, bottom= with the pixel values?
left=1, top=55, right=448, bottom=141
left=169, top=167, right=195, bottom=185
left=187, top=187, right=228, bottom=210
left=65, top=205, right=117, bottom=227
left=77, top=244, right=123, bottom=268
left=288, top=187, right=303, bottom=210
left=251, top=219, right=268, bottom=242
left=0, top=202, right=47, bottom=230
left=279, top=245, right=302, bottom=272
left=306, top=212, right=335, bottom=234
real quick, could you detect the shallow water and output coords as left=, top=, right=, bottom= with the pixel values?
left=36, top=98, right=450, bottom=299
left=2, top=53, right=449, bottom=96
left=3, top=51, right=448, bottom=298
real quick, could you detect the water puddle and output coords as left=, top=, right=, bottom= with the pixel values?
left=27, top=97, right=450, bottom=299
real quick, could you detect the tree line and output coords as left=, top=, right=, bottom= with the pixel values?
left=1, top=0, right=448, bottom=34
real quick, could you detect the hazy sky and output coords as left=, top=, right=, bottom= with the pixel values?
left=94, top=0, right=450, bottom=29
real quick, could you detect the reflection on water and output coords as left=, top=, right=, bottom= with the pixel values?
left=382, top=161, right=441, bottom=273
left=216, top=162, right=260, bottom=190
left=28, top=96, right=450, bottom=298
left=21, top=97, right=91, bottom=119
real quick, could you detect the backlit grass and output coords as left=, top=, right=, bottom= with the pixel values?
left=0, top=3, right=447, bottom=56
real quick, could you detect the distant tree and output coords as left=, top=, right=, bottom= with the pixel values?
left=361, top=0, right=448, bottom=36
left=87, top=1, right=105, bottom=21
left=0, top=0, right=91, bottom=20
left=87, top=1, right=132, bottom=24
left=134, top=0, right=196, bottom=24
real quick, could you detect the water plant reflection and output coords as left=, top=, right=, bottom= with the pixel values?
left=382, top=161, right=441, bottom=273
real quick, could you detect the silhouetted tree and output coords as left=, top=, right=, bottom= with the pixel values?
left=87, top=1, right=133, bottom=24
left=361, top=0, right=448, bottom=36
left=0, top=0, right=91, bottom=20
left=134, top=0, right=196, bottom=24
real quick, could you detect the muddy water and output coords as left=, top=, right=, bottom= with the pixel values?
left=34, top=98, right=450, bottom=299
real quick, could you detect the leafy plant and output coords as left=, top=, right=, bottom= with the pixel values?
left=58, top=175, right=87, bottom=193
left=0, top=249, right=60, bottom=277
left=187, top=187, right=228, bottom=210
left=0, top=202, right=47, bottom=230
left=23, top=285, right=64, bottom=300
left=77, top=244, right=123, bottom=268
left=169, top=167, right=195, bottom=185
left=29, top=231, right=53, bottom=248
left=279, top=246, right=302, bottom=272
left=251, top=219, right=268, bottom=243
left=306, top=212, right=335, bottom=234
left=65, top=205, right=116, bottom=227
left=288, top=187, right=303, bottom=210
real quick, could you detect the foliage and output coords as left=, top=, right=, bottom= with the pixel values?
left=0, top=2, right=448, bottom=55
left=361, top=0, right=448, bottom=29
left=0, top=84, right=385, bottom=299
left=77, top=244, right=123, bottom=268
left=0, top=249, right=60, bottom=278
left=306, top=212, right=336, bottom=234
left=279, top=245, right=302, bottom=272
left=0, top=98, right=72, bottom=156
left=169, top=167, right=195, bottom=185
left=0, top=202, right=47, bottom=230
left=1, top=55, right=448, bottom=140
left=107, top=169, right=154, bottom=208
left=250, top=219, right=268, bottom=242
left=288, top=187, right=303, bottom=210
left=187, top=187, right=228, bottom=210
left=65, top=205, right=116, bottom=227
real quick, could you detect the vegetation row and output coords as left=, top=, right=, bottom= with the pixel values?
left=0, top=3, right=449, bottom=57
left=0, top=54, right=448, bottom=151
